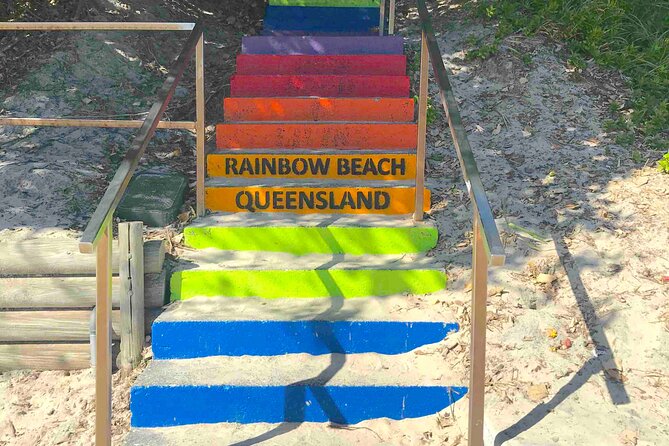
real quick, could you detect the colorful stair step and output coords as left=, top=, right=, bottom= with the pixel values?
left=152, top=295, right=457, bottom=358
left=216, top=123, right=416, bottom=149
left=230, top=74, right=409, bottom=97
left=263, top=6, right=379, bottom=34
left=204, top=183, right=430, bottom=214
left=183, top=213, right=437, bottom=254
left=130, top=354, right=467, bottom=427
left=207, top=151, right=416, bottom=180
left=171, top=268, right=444, bottom=300
left=241, top=35, right=404, bottom=55
left=235, top=54, right=406, bottom=75
left=223, top=97, right=415, bottom=122
left=170, top=250, right=444, bottom=300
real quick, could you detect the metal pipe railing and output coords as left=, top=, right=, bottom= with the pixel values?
left=413, top=2, right=506, bottom=445
left=1, top=21, right=205, bottom=445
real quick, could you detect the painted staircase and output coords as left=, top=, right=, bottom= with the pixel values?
left=126, top=1, right=468, bottom=443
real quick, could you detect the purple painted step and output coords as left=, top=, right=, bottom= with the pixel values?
left=242, top=35, right=404, bottom=55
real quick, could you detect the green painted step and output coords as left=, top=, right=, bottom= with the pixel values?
left=184, top=213, right=438, bottom=255
left=170, top=251, right=446, bottom=301
left=269, top=0, right=380, bottom=6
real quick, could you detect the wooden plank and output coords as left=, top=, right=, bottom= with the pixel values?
left=118, top=223, right=145, bottom=370
left=196, top=34, right=206, bottom=217
left=0, top=271, right=168, bottom=309
left=0, top=309, right=160, bottom=342
left=0, top=239, right=166, bottom=276
left=0, top=118, right=195, bottom=130
left=0, top=343, right=90, bottom=371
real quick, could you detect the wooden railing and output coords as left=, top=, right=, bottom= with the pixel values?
left=412, top=1, right=506, bottom=445
left=0, top=21, right=205, bottom=445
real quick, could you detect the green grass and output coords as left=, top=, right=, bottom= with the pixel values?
left=473, top=0, right=668, bottom=155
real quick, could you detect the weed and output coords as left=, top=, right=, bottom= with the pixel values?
left=414, top=95, right=440, bottom=126
left=658, top=152, right=669, bottom=173
left=616, top=132, right=635, bottom=147
left=466, top=40, right=501, bottom=60
left=631, top=149, right=643, bottom=164
left=474, top=0, right=668, bottom=151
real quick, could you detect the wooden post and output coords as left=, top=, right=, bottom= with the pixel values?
left=118, top=222, right=145, bottom=371
left=196, top=33, right=206, bottom=217
left=468, top=211, right=488, bottom=446
left=379, top=0, right=386, bottom=36
left=388, top=0, right=396, bottom=35
left=414, top=31, right=429, bottom=221
left=95, top=222, right=112, bottom=446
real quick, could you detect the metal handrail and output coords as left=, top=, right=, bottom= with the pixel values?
left=415, top=0, right=505, bottom=267
left=79, top=21, right=203, bottom=253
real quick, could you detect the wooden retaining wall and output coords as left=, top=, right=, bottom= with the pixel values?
left=0, top=237, right=168, bottom=371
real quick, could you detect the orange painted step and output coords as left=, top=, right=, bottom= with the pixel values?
left=205, top=184, right=431, bottom=215
left=230, top=74, right=409, bottom=97
left=223, top=98, right=415, bottom=122
left=208, top=152, right=416, bottom=180
left=215, top=123, right=417, bottom=150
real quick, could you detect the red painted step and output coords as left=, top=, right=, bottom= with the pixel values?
left=230, top=75, right=410, bottom=98
left=223, top=98, right=415, bottom=122
left=216, top=123, right=417, bottom=150
left=235, top=55, right=406, bottom=75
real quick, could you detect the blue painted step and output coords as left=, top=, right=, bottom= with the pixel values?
left=153, top=320, right=459, bottom=359
left=130, top=354, right=468, bottom=428
left=150, top=297, right=459, bottom=359
left=131, top=385, right=468, bottom=427
left=264, top=6, right=379, bottom=34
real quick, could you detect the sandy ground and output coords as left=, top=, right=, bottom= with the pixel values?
left=1, top=1, right=668, bottom=445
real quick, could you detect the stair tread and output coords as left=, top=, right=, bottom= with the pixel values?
left=155, top=294, right=454, bottom=323
left=173, top=250, right=443, bottom=271
left=241, top=35, right=404, bottom=55
left=189, top=212, right=432, bottom=228
left=134, top=348, right=462, bottom=388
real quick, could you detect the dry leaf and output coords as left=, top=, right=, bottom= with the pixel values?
left=526, top=384, right=548, bottom=402
left=492, top=124, right=502, bottom=135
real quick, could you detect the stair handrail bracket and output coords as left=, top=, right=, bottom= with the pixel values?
left=0, top=21, right=205, bottom=446
left=414, top=1, right=505, bottom=445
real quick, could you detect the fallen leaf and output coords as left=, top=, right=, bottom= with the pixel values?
left=492, top=124, right=502, bottom=135
left=618, top=429, right=638, bottom=446
left=562, top=338, right=572, bottom=349
left=526, top=384, right=548, bottom=402
left=661, top=276, right=669, bottom=284
left=536, top=273, right=556, bottom=284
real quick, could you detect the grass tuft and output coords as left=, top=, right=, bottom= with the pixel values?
left=473, top=0, right=668, bottom=154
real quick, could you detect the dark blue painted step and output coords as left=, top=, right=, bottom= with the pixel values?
left=152, top=320, right=459, bottom=359
left=264, top=6, right=379, bottom=33
left=131, top=385, right=468, bottom=427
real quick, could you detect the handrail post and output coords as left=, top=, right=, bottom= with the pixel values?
left=388, top=0, right=396, bottom=35
left=95, top=222, right=113, bottom=446
left=468, top=210, right=488, bottom=446
left=195, top=33, right=206, bottom=217
left=414, top=30, right=428, bottom=221
left=379, top=0, right=386, bottom=36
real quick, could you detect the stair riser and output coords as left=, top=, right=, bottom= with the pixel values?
left=184, top=225, right=437, bottom=254
left=171, top=269, right=446, bottom=300
left=216, top=123, right=416, bottom=149
left=264, top=6, right=379, bottom=33
left=223, top=97, right=415, bottom=122
left=205, top=187, right=430, bottom=215
left=131, top=385, right=468, bottom=427
left=242, top=36, right=404, bottom=55
left=236, top=55, right=406, bottom=76
left=152, top=321, right=458, bottom=359
left=208, top=153, right=416, bottom=180
left=230, top=75, right=409, bottom=98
